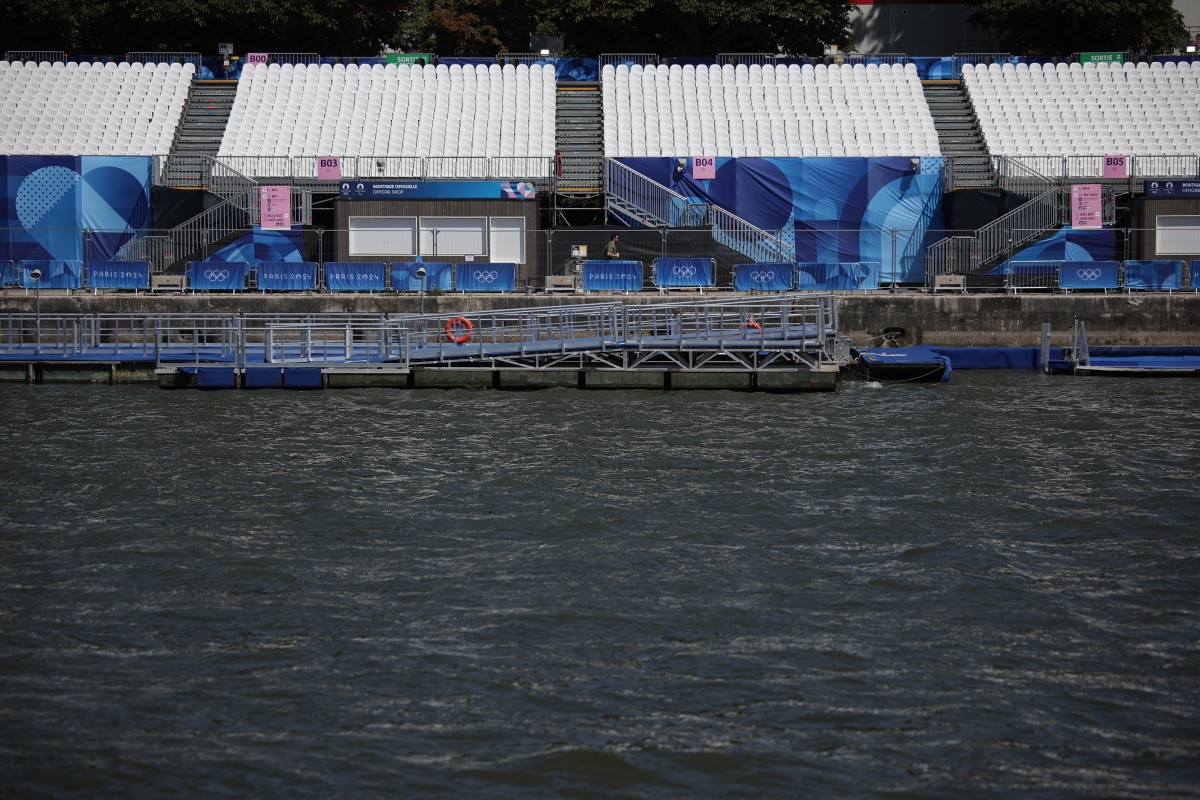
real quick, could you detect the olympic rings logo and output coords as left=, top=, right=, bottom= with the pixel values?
left=473, top=270, right=498, bottom=283
left=1077, top=268, right=1102, bottom=281
left=671, top=265, right=697, bottom=277
left=751, top=270, right=775, bottom=282
left=204, top=269, right=230, bottom=282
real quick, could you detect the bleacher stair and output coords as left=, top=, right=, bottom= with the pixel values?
left=163, top=81, right=236, bottom=186
left=923, top=81, right=993, bottom=189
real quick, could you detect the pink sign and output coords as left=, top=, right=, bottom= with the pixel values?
left=1102, top=155, right=1128, bottom=179
left=691, top=156, right=716, bottom=180
left=1070, top=183, right=1103, bottom=229
left=259, top=185, right=291, bottom=231
left=246, top=52, right=269, bottom=64
left=317, top=157, right=341, bottom=180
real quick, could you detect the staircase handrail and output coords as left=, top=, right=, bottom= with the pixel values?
left=606, top=159, right=794, bottom=262
left=994, top=155, right=1056, bottom=194
left=925, top=185, right=1062, bottom=278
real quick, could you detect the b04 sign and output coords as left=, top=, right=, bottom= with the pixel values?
left=692, top=157, right=716, bottom=180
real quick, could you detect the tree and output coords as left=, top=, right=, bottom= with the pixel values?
left=390, top=0, right=854, bottom=58
left=968, top=0, right=1190, bottom=56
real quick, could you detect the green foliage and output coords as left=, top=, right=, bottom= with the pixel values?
left=969, top=0, right=1190, bottom=56
left=1, top=0, right=853, bottom=59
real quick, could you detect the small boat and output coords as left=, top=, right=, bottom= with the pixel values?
left=847, top=345, right=952, bottom=383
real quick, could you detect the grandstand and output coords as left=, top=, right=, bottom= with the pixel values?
left=0, top=49, right=1198, bottom=291
left=218, top=61, right=557, bottom=179
left=602, top=62, right=940, bottom=158
left=0, top=60, right=193, bottom=157
left=964, top=60, right=1200, bottom=176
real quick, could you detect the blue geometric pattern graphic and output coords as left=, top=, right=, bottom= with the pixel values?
left=1, top=156, right=150, bottom=263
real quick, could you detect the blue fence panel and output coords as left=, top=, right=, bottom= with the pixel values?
left=654, top=258, right=713, bottom=288
left=582, top=260, right=643, bottom=292
left=19, top=260, right=83, bottom=289
left=1191, top=261, right=1199, bottom=291
left=456, top=262, right=516, bottom=292
left=733, top=262, right=794, bottom=292
left=855, top=261, right=881, bottom=290
left=796, top=262, right=859, bottom=291
left=1124, top=260, right=1184, bottom=291
left=257, top=261, right=317, bottom=291
left=89, top=260, right=150, bottom=290
left=324, top=262, right=386, bottom=292
left=391, top=262, right=453, bottom=291
left=1059, top=261, right=1120, bottom=290
left=1, top=260, right=17, bottom=287
left=187, top=261, right=246, bottom=291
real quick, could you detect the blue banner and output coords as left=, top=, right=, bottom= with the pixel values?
left=796, top=262, right=869, bottom=291
left=339, top=181, right=536, bottom=200
left=654, top=258, right=713, bottom=288
left=1, top=260, right=17, bottom=287
left=1, top=156, right=151, bottom=264
left=455, top=262, right=516, bottom=292
left=583, top=260, right=643, bottom=292
left=187, top=261, right=246, bottom=291
left=1124, top=260, right=1184, bottom=290
left=20, top=260, right=82, bottom=289
left=257, top=261, right=317, bottom=291
left=1144, top=180, right=1200, bottom=198
left=391, top=262, right=453, bottom=291
left=1059, top=261, right=1120, bottom=290
left=324, top=262, right=386, bottom=292
left=856, top=262, right=881, bottom=290
left=1192, top=262, right=1199, bottom=291
left=733, top=262, right=794, bottom=292
left=89, top=260, right=149, bottom=289
left=617, top=156, right=944, bottom=283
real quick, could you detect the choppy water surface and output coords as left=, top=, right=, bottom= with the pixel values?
left=1, top=373, right=1199, bottom=798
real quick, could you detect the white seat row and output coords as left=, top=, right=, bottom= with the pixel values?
left=602, top=62, right=940, bottom=158
left=0, top=60, right=193, bottom=156
left=964, top=60, right=1200, bottom=159
left=219, top=62, right=556, bottom=178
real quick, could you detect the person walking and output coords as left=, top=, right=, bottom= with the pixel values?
left=604, top=234, right=621, bottom=260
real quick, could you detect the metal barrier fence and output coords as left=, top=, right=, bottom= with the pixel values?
left=599, top=53, right=660, bottom=68
left=6, top=227, right=1195, bottom=292
left=3, top=50, right=68, bottom=64
left=126, top=51, right=202, bottom=69
left=186, top=155, right=556, bottom=183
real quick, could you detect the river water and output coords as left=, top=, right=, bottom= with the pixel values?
left=1, top=373, right=1198, bottom=798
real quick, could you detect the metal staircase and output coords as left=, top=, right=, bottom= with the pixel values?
left=606, top=160, right=794, bottom=264
left=553, top=82, right=605, bottom=224
left=923, top=81, right=994, bottom=189
left=162, top=81, right=237, bottom=187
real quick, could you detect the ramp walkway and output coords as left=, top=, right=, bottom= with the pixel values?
left=0, top=295, right=847, bottom=391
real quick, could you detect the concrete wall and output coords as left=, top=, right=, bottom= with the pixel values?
left=3, top=291, right=1199, bottom=348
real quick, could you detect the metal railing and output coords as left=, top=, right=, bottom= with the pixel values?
left=950, top=53, right=1014, bottom=77
left=599, top=53, right=659, bottom=69
left=606, top=159, right=793, bottom=263
left=999, top=155, right=1200, bottom=183
left=191, top=155, right=556, bottom=182
left=257, top=53, right=322, bottom=65
left=716, top=53, right=778, bottom=66
left=826, top=53, right=909, bottom=66
left=926, top=185, right=1062, bottom=278
left=126, top=51, right=202, bottom=69
left=495, top=53, right=558, bottom=65
left=0, top=295, right=842, bottom=369
left=4, top=50, right=68, bottom=64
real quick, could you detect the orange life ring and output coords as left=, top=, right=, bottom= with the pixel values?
left=445, top=316, right=472, bottom=344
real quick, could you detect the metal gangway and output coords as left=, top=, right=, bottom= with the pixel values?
left=0, top=294, right=844, bottom=374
